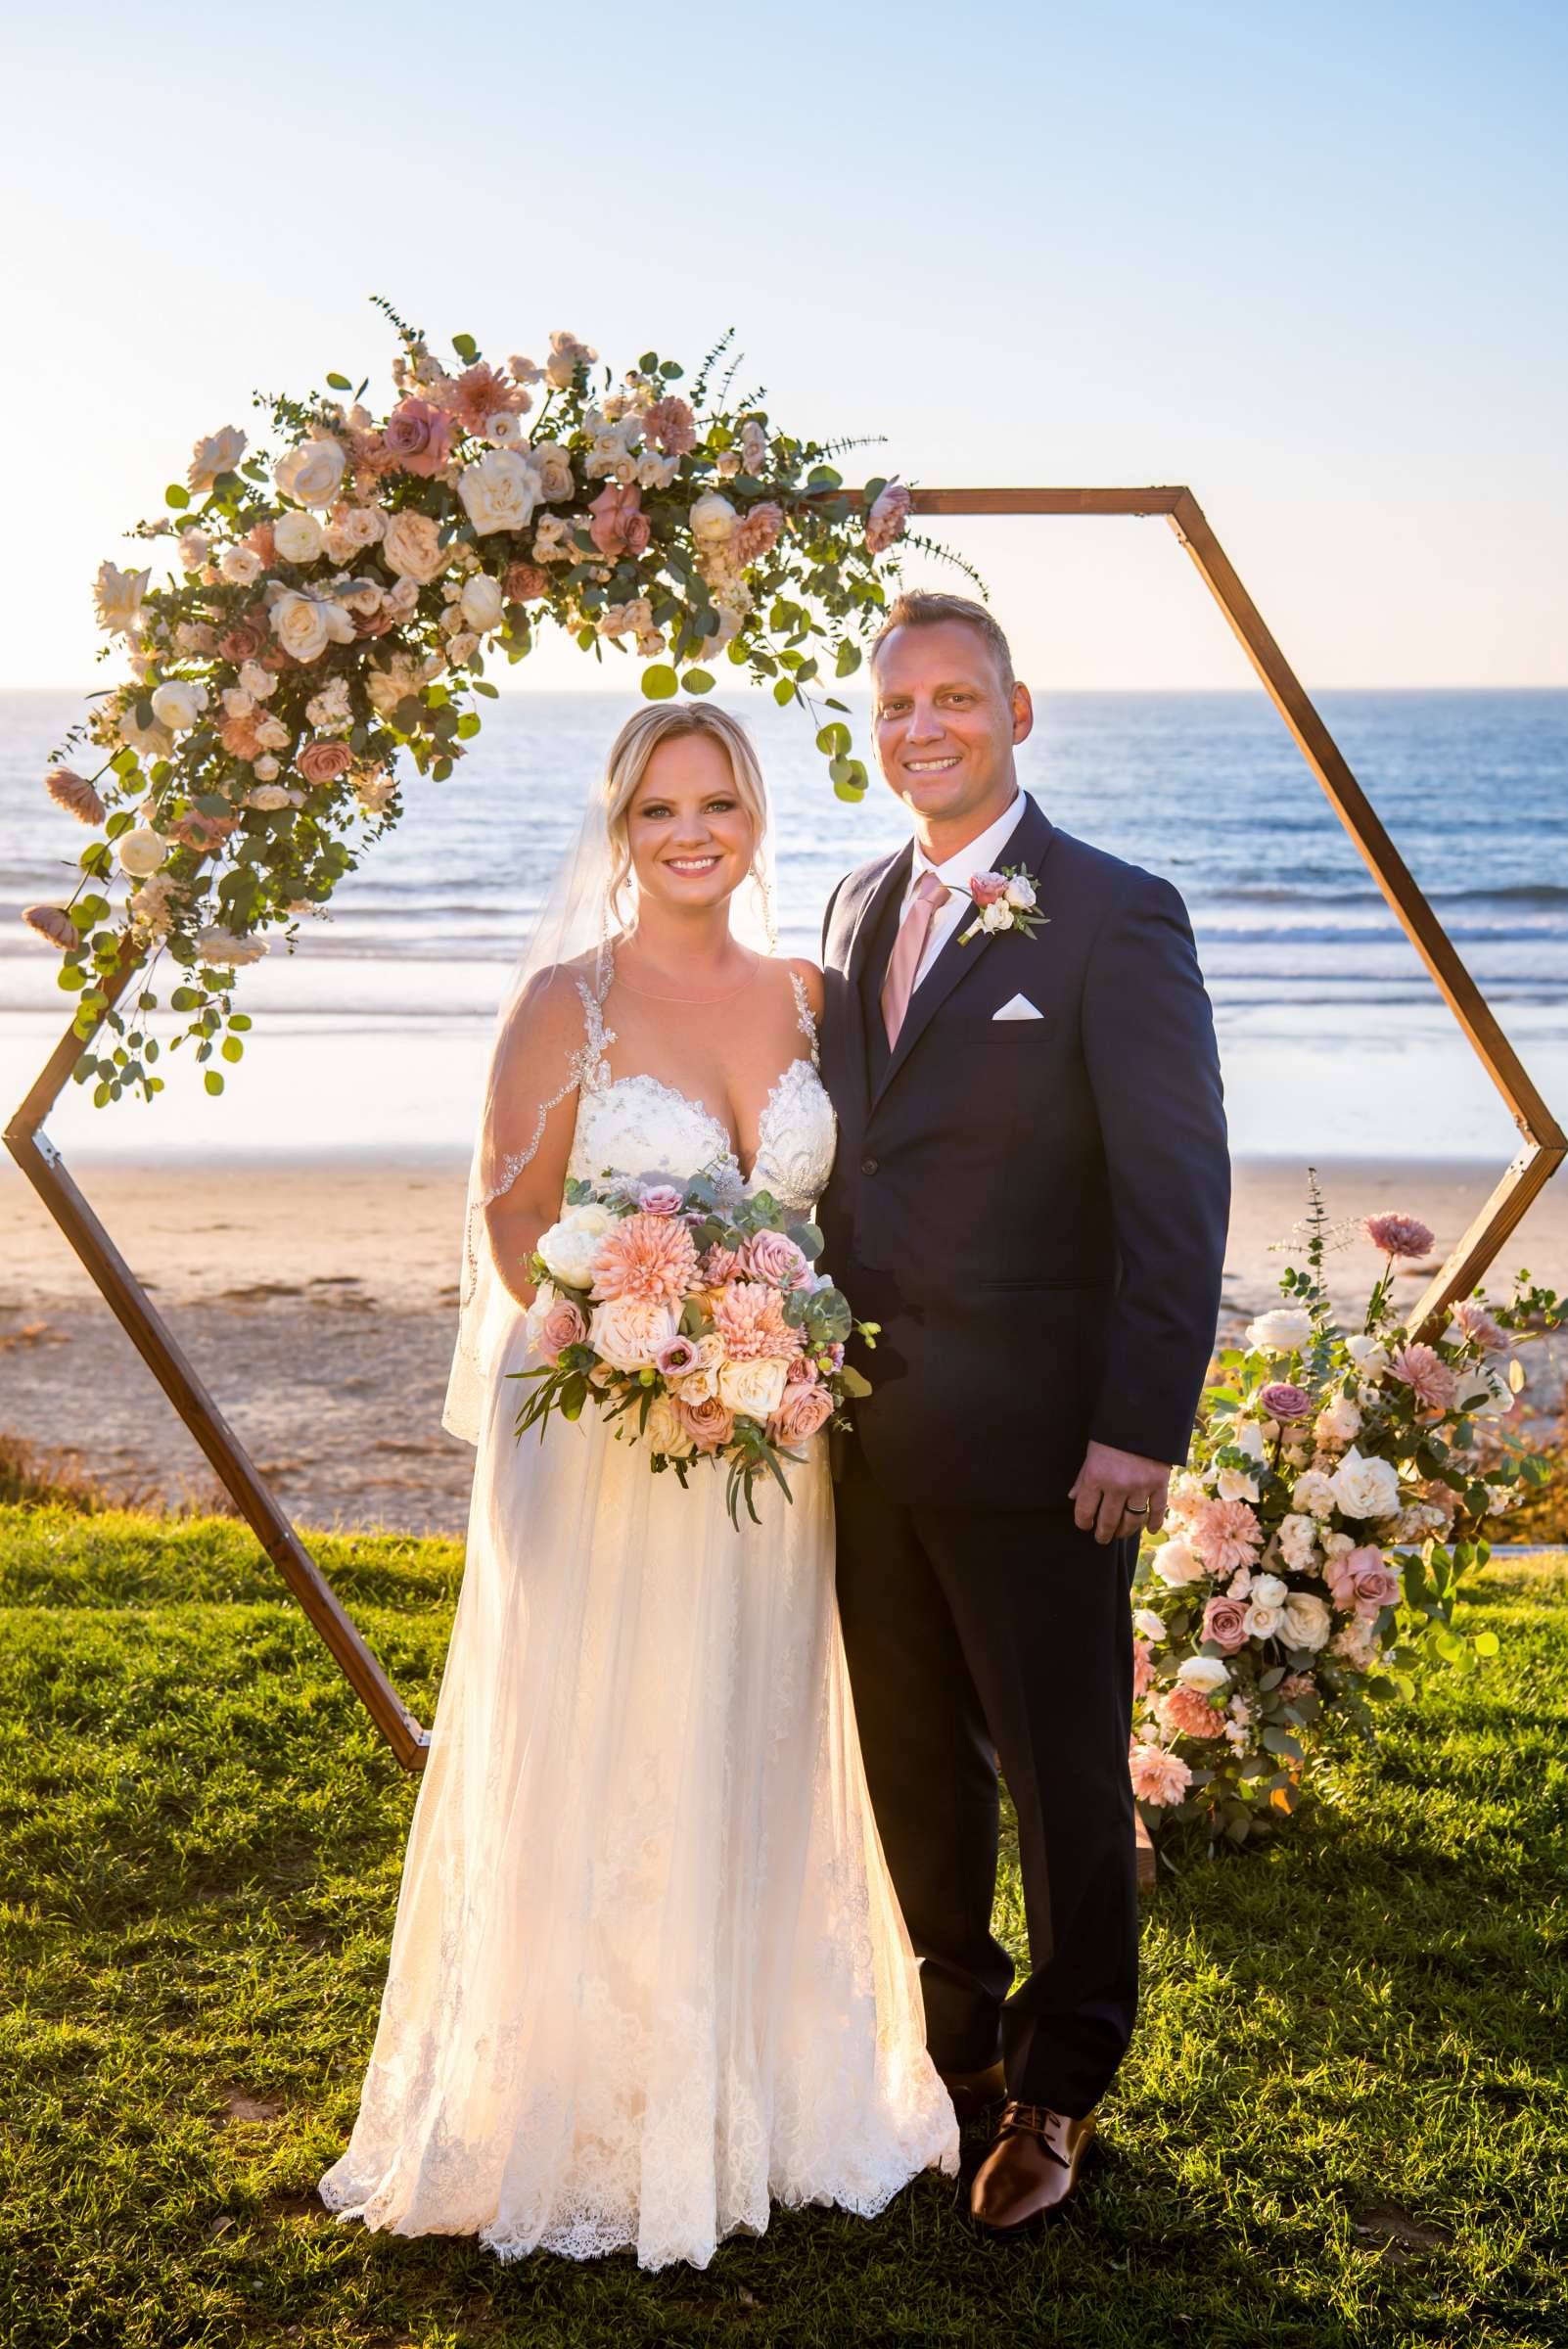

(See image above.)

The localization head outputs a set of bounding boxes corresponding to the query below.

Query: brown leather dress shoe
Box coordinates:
[970,2100,1097,2231]
[938,2060,1007,2126]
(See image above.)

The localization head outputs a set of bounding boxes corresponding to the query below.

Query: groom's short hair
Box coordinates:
[869,590,1016,698]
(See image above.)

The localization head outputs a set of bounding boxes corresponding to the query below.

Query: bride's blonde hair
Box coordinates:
[603,704,770,921]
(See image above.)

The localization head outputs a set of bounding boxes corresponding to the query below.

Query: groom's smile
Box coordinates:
[870,613,1034,858]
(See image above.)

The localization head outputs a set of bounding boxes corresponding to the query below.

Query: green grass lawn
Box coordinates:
[0,1504,1563,2349]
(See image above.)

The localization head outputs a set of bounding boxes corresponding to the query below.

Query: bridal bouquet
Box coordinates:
[1130,1178,1560,1845]
[510,1173,874,1524]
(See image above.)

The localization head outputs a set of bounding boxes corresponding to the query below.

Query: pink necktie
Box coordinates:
[880,870,950,1047]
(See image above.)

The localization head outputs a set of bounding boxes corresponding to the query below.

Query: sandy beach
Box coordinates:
[3,1150,1563,1537]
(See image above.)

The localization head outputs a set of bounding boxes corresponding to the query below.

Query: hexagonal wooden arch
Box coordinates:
[9,485,1564,1779]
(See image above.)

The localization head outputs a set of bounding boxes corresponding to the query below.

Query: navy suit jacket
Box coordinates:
[818,791,1230,1510]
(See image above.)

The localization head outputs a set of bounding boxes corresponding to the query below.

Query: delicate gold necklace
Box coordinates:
[612,947,763,1006]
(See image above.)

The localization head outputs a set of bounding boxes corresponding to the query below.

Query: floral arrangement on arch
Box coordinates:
[26,300,949,1109]
[1129,1178,1560,1846]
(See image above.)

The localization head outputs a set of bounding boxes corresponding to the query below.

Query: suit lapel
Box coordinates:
[871,795,1054,1109]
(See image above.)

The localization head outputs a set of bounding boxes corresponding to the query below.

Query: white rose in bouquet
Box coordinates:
[274,510,327,565]
[1281,1589,1332,1652]
[1328,1448,1402,1521]
[458,448,541,535]
[460,572,506,632]
[1245,1307,1314,1355]
[588,1296,678,1373]
[717,1355,791,1422]
[150,680,206,732]
[1176,1655,1230,1692]
[115,826,168,878]
[536,1203,617,1292]
[645,1393,697,1459]
[275,438,347,507]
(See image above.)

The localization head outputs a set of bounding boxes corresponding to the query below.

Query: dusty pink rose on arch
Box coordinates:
[588,482,649,558]
[1364,1211,1435,1261]
[297,740,354,788]
[506,562,550,603]
[1259,1381,1311,1422]
[1201,1593,1251,1652]
[731,501,785,564]
[382,398,455,479]
[642,395,698,454]
[865,481,912,554]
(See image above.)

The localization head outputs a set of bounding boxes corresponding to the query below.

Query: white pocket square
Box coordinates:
[992,992,1043,1022]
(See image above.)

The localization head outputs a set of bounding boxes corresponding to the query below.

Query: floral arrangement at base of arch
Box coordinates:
[26,300,967,1110]
[1130,1176,1560,1847]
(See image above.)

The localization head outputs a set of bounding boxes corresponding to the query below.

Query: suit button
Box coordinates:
[860,1155,879,1175]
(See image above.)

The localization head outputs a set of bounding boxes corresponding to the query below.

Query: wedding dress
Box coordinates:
[317,968,958,2271]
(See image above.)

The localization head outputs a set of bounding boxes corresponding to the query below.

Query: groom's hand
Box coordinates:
[1069,1441,1171,1545]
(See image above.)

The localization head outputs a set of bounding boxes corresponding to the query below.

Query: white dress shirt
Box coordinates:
[899,789,1028,990]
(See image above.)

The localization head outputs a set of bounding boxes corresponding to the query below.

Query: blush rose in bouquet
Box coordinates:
[1129,1174,1560,1846]
[510,1170,875,1525]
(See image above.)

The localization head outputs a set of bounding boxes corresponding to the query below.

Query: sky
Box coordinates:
[4,0,1565,694]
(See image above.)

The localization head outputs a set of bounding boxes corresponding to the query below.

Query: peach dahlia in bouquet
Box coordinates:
[512,1170,875,1525]
[1130,1176,1560,1845]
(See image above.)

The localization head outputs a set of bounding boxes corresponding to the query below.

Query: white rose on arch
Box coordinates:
[1328,1448,1402,1521]
[187,424,247,493]
[381,510,450,584]
[1280,1590,1332,1652]
[196,925,269,967]
[150,680,207,732]
[94,561,151,637]
[458,447,542,536]
[115,826,168,879]
[460,573,506,633]
[1246,1307,1314,1355]
[270,589,353,665]
[1176,1655,1231,1692]
[220,544,264,587]
[274,510,327,565]
[689,490,738,547]
[274,438,347,507]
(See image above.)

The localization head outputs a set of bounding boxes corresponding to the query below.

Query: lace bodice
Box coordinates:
[566,968,836,1218]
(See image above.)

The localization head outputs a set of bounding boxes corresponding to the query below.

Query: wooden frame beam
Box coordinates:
[11,484,1561,1834]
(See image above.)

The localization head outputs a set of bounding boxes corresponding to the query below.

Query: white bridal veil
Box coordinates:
[440,727,780,1445]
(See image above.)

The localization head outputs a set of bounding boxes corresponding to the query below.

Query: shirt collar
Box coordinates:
[911,789,1026,894]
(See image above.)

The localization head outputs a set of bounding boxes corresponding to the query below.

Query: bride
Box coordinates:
[317,704,957,2270]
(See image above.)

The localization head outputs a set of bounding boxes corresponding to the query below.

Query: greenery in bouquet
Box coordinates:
[510,1171,876,1526]
[27,300,960,1111]
[1130,1175,1560,1847]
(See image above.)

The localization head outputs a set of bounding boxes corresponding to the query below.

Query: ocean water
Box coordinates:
[1,686,1564,1163]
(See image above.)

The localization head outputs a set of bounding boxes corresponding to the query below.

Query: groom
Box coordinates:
[818,591,1228,2231]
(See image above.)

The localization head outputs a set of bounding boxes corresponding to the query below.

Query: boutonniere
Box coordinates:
[958,865,1048,944]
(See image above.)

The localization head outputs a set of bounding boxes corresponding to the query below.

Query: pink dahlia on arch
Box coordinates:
[443,362,526,436]
[45,767,105,826]
[711,1279,805,1359]
[1129,1741,1192,1807]
[590,1211,700,1305]
[1184,1495,1265,1576]
[1157,1684,1226,1740]
[1387,1341,1459,1413]
[1364,1211,1435,1261]
[1451,1298,1507,1353]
